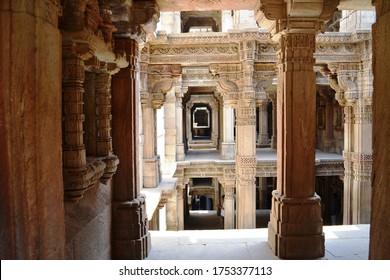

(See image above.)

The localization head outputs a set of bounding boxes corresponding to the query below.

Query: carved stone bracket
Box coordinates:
[210,63,241,107]
[111,0,160,43]
[141,64,182,109]
[320,65,346,106]
[63,158,106,201]
[253,63,276,104]
[329,62,361,106]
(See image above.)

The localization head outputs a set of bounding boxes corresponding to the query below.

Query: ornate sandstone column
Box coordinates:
[111,38,150,259]
[320,90,335,152]
[141,99,160,188]
[221,100,236,160]
[235,51,257,229]
[256,0,339,259]
[328,62,372,225]
[0,0,65,259]
[176,85,185,161]
[222,167,236,229]
[270,32,324,258]
[257,102,269,146]
[268,92,277,149]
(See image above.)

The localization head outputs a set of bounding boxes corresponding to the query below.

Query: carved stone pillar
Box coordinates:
[320,91,335,152]
[0,0,65,259]
[370,0,390,259]
[235,98,257,229]
[258,177,268,209]
[223,167,236,229]
[257,101,269,146]
[111,38,150,259]
[342,106,354,224]
[224,182,236,229]
[166,190,178,231]
[351,104,372,224]
[268,92,277,149]
[221,100,236,160]
[176,86,185,161]
[176,182,185,230]
[84,70,120,184]
[213,178,220,211]
[62,45,88,169]
[164,88,177,176]
[330,62,372,225]
[142,104,160,188]
[62,43,106,201]
[268,32,324,259]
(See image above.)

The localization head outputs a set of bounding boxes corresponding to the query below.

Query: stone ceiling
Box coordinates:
[156,0,257,12]
[155,0,374,12]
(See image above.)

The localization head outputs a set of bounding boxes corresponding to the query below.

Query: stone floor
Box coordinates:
[147,210,370,260]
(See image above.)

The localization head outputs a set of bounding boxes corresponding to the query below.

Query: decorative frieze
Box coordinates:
[146,29,371,66]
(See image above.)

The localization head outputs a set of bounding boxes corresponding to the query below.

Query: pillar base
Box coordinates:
[112,197,151,259]
[143,156,160,188]
[268,191,324,259]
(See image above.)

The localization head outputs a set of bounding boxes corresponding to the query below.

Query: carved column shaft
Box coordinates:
[258,177,268,209]
[95,73,113,156]
[224,182,235,229]
[257,102,269,146]
[269,32,324,259]
[166,191,178,230]
[111,38,150,259]
[351,104,372,224]
[163,89,177,176]
[221,100,235,160]
[343,106,354,225]
[62,46,88,168]
[176,184,185,230]
[142,104,159,187]
[235,98,257,229]
[112,38,140,200]
[321,93,335,152]
[176,87,185,161]
[269,92,277,149]
[0,0,65,259]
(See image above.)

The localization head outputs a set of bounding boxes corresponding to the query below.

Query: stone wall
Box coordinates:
[65,182,112,259]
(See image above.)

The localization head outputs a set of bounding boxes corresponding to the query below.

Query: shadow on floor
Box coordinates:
[184,209,271,230]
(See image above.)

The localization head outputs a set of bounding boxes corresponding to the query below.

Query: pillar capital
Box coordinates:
[112,0,160,43]
[255,0,340,38]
